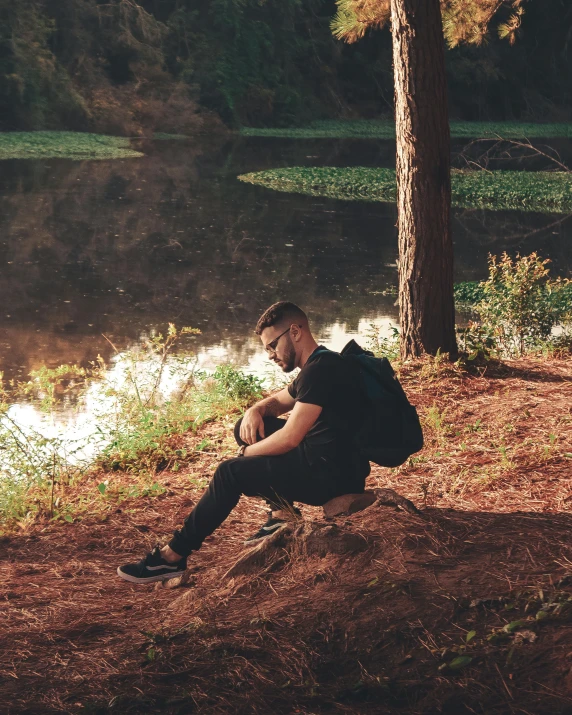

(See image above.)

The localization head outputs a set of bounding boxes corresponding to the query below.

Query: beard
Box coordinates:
[278,335,297,373]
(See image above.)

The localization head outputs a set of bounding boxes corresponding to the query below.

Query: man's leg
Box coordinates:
[118,446,340,582]
[167,447,335,558]
[233,416,298,519]
[117,431,359,583]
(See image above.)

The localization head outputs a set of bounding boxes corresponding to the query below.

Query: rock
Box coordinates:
[322,491,376,518]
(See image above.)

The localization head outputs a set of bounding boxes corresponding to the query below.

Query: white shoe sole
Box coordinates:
[116,567,184,584]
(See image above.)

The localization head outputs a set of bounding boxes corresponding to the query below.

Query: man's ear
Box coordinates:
[290,323,302,342]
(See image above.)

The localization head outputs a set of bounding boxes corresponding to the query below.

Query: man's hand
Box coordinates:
[241,401,322,457]
[240,406,265,445]
[239,388,295,445]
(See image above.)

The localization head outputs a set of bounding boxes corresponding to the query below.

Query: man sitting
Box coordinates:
[117,301,370,584]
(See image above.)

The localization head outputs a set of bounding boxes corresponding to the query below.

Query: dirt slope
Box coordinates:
[1,357,571,714]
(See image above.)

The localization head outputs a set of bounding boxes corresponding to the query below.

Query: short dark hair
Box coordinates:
[255,301,308,335]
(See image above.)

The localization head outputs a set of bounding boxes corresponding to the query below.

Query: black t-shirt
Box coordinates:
[287,346,368,470]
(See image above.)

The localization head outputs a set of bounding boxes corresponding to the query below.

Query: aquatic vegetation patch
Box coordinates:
[153,132,191,141]
[238,166,572,213]
[0,131,143,160]
[240,119,572,140]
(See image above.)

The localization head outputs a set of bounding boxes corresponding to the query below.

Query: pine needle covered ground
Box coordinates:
[240,120,572,140]
[1,357,572,714]
[238,166,572,214]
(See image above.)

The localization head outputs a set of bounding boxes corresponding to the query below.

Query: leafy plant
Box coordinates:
[20,364,89,411]
[456,321,498,361]
[211,365,263,402]
[475,253,571,357]
[454,282,486,307]
[367,324,400,360]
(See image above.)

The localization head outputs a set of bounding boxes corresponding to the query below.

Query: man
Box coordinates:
[117,301,370,584]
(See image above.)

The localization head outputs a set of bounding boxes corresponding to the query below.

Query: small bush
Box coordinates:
[212,365,263,401]
[458,253,572,359]
[367,324,400,360]
[454,282,485,307]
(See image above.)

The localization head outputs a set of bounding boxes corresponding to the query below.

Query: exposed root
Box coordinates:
[224,525,291,578]
[224,521,370,579]
[374,487,423,516]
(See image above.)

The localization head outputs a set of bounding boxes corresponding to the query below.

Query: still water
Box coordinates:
[1,135,571,453]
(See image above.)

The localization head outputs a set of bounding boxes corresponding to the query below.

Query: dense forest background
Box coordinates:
[1,0,571,135]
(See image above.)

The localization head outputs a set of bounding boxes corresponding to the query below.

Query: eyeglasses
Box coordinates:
[264,326,291,355]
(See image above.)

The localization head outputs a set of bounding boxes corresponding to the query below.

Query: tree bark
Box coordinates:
[390,0,457,359]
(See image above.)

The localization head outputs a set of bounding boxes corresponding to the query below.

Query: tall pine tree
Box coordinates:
[332,0,525,359]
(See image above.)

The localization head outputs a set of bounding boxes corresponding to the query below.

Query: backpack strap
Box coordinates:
[305,346,336,365]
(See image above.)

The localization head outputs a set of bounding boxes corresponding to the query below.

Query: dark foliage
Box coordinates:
[0,0,571,132]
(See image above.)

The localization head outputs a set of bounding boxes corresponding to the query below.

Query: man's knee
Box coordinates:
[212,457,242,489]
[212,455,269,500]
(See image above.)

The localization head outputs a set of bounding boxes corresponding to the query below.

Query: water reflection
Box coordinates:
[2,137,572,382]
[3,315,398,469]
[0,140,405,383]
[1,135,571,456]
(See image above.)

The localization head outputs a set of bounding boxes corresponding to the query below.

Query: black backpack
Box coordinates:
[314,340,423,468]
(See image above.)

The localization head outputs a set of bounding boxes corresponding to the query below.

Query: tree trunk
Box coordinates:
[390,0,457,359]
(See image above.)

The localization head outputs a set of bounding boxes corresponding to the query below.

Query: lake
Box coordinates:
[1,134,571,449]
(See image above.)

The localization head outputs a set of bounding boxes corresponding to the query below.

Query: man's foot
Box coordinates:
[117,546,187,584]
[245,508,301,544]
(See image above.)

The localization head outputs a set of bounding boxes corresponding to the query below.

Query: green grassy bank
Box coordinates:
[240,119,572,140]
[238,166,572,213]
[0,131,143,160]
[0,326,264,526]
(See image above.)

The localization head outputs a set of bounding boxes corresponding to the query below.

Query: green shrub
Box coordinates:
[461,253,572,358]
[212,365,263,401]
[367,324,400,360]
[454,282,486,307]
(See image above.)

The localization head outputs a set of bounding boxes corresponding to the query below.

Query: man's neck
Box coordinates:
[298,340,320,369]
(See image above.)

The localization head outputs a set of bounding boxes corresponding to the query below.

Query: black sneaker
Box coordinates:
[244,509,300,544]
[117,546,187,584]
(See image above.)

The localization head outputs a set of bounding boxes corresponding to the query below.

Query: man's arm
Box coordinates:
[240,387,295,445]
[244,401,322,457]
[255,388,295,418]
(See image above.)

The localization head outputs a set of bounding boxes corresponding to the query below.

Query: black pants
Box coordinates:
[169,417,369,557]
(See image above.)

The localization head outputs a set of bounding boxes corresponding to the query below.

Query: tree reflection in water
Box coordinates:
[0,136,571,383]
